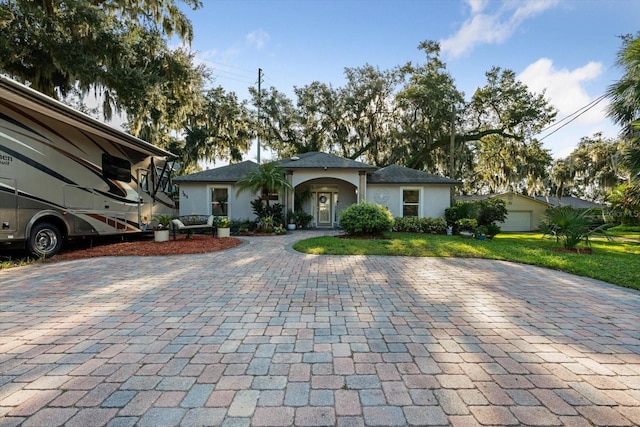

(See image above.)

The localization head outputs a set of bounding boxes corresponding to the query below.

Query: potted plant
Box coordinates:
[474,225,487,240]
[216,217,232,238]
[287,210,297,231]
[153,214,174,242]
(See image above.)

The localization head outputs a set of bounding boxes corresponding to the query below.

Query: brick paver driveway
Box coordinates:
[1,230,639,426]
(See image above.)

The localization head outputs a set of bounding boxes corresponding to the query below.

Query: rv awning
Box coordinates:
[0,75,175,158]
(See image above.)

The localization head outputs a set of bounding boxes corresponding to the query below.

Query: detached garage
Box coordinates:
[501,211,532,232]
[456,192,551,232]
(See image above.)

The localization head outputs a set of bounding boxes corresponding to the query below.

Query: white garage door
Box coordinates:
[501,211,532,232]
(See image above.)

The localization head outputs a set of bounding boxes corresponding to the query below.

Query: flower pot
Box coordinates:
[154,229,169,242]
[218,227,230,238]
[287,223,296,231]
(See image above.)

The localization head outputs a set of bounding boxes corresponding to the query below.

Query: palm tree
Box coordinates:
[236,162,293,206]
[606,33,640,138]
[607,34,640,210]
[621,141,640,181]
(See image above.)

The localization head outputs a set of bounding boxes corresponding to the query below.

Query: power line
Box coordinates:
[537,94,607,142]
[206,60,255,76]
[539,94,607,133]
[210,73,254,86]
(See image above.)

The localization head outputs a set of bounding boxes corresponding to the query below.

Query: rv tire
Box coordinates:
[28,222,63,258]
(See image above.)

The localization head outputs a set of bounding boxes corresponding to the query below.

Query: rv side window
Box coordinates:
[103,154,132,182]
[140,173,149,192]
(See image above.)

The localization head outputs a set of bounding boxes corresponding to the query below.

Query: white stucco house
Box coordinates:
[174,152,460,227]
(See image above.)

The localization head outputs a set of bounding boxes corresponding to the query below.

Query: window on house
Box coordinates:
[211,188,229,216]
[402,189,420,217]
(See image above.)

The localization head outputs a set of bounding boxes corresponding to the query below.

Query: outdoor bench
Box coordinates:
[170,215,215,240]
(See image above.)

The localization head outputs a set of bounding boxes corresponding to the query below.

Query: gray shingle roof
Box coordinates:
[279,152,377,170]
[535,196,604,209]
[368,164,461,185]
[455,192,550,206]
[173,160,258,183]
[174,154,458,186]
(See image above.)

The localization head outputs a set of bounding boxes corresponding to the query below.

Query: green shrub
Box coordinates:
[455,218,477,231]
[445,202,479,226]
[339,203,394,235]
[485,223,502,238]
[478,199,508,226]
[446,199,508,228]
[250,199,285,225]
[393,216,422,232]
[393,217,448,234]
[421,217,448,234]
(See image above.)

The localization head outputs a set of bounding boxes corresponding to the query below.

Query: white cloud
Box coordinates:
[467,0,488,14]
[441,0,559,59]
[518,58,604,123]
[246,29,270,50]
[518,58,621,157]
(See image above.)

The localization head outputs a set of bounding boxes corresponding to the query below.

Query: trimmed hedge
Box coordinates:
[393,216,448,234]
[339,202,394,235]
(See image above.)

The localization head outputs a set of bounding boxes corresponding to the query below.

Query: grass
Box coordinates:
[605,224,640,240]
[0,256,41,270]
[293,232,640,291]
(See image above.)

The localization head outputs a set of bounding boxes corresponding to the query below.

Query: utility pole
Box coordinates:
[257,68,263,164]
[449,105,457,206]
[449,104,455,178]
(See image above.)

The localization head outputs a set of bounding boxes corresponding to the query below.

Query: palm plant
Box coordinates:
[235,162,294,207]
[608,184,640,225]
[540,206,609,249]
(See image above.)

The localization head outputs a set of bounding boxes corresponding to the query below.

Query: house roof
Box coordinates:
[173,160,258,183]
[535,196,604,209]
[174,153,458,186]
[455,192,551,206]
[368,164,461,185]
[279,152,377,170]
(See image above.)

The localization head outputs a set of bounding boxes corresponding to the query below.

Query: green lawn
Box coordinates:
[605,224,640,240]
[293,232,640,291]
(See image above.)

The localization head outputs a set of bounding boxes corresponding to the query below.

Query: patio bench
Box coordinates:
[171,215,216,240]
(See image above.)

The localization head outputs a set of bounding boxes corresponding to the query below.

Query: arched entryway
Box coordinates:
[292,178,357,228]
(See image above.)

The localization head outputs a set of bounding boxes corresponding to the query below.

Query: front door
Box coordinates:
[317,192,332,227]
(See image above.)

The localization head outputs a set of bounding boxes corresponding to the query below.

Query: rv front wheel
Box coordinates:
[28,222,62,258]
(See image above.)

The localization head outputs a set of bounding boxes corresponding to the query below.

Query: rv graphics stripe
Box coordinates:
[0,143,138,205]
[0,100,87,154]
[0,142,77,186]
[0,116,127,198]
[0,111,47,141]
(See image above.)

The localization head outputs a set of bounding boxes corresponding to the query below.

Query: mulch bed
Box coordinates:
[47,234,243,262]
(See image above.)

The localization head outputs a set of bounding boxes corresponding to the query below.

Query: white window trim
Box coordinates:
[209,185,231,217]
[400,187,422,217]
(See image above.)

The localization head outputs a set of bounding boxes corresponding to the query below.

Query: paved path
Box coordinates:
[1,230,639,426]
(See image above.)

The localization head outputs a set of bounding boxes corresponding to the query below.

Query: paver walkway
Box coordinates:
[1,230,639,427]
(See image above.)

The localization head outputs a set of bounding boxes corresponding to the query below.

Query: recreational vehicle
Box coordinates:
[0,75,177,257]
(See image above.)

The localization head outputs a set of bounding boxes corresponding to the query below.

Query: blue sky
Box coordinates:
[181,0,639,160]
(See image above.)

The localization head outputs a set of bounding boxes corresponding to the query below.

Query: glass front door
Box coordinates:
[317,192,332,227]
